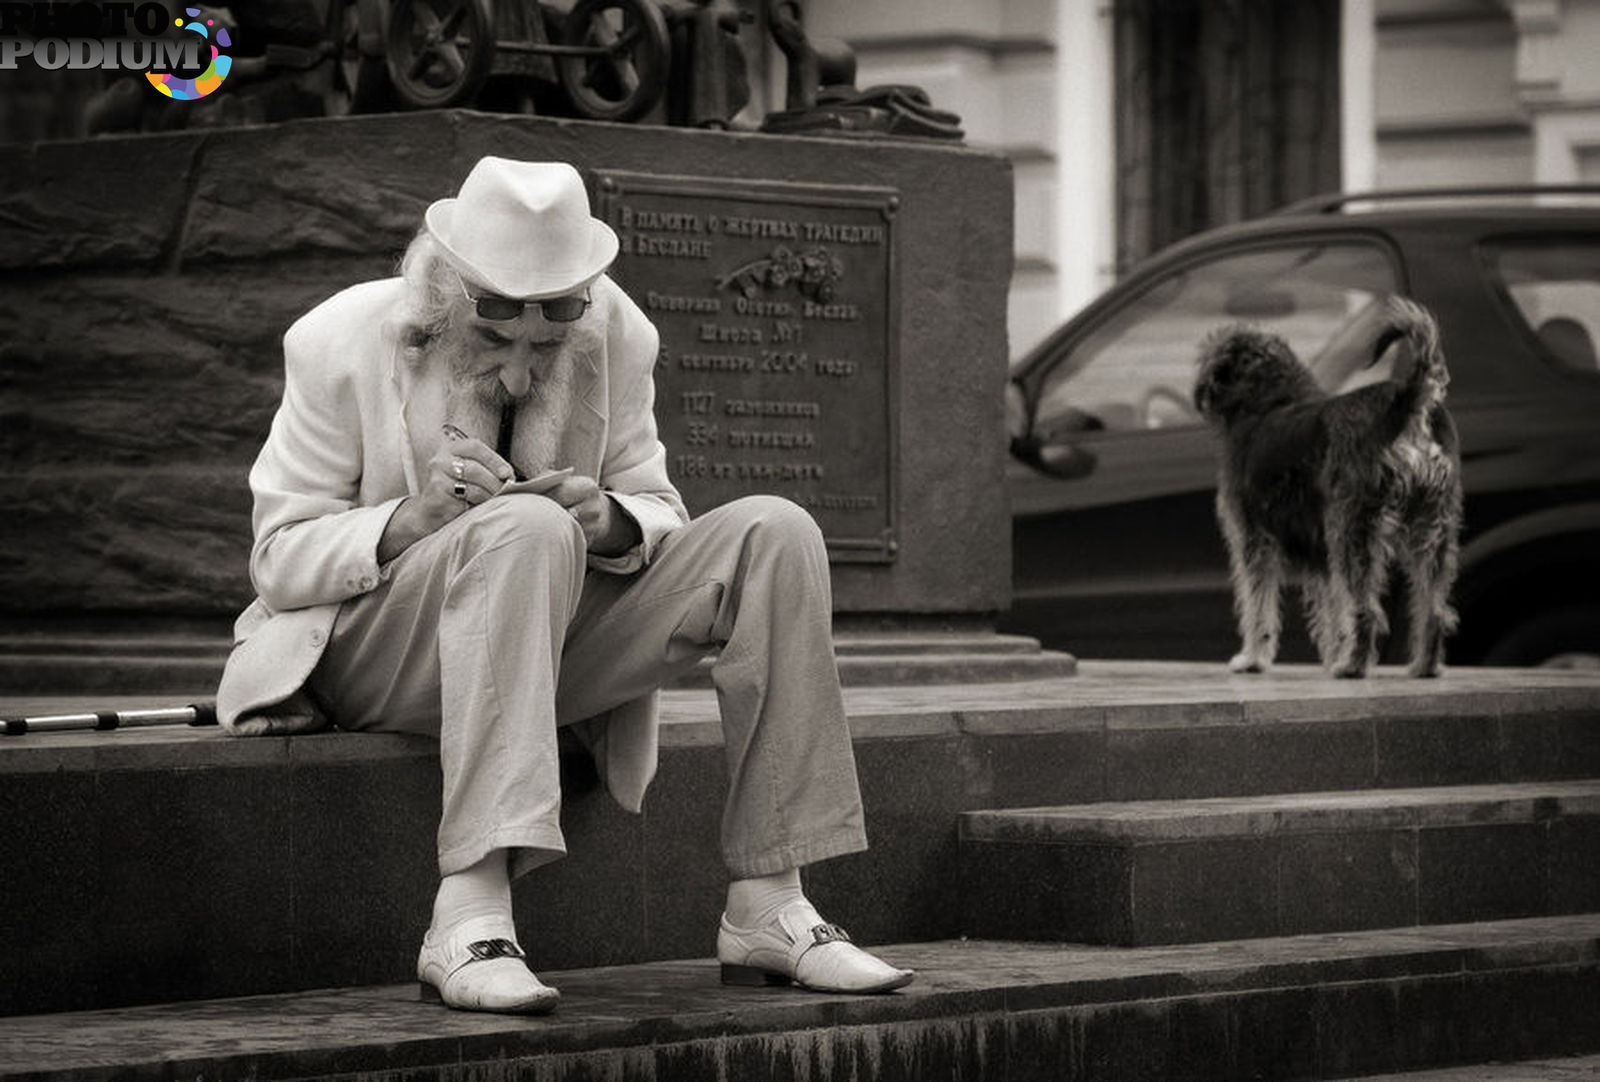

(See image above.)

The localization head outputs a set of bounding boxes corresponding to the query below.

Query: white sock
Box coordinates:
[724,867,808,929]
[431,850,513,935]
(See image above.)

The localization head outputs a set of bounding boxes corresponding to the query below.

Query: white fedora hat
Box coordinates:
[424,157,619,300]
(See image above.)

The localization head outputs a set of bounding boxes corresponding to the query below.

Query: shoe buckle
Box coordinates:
[810,923,852,946]
[466,938,525,961]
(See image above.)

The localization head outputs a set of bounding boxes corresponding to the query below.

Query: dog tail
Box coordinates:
[1370,295,1448,437]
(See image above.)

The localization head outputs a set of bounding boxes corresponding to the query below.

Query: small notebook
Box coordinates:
[499,467,574,496]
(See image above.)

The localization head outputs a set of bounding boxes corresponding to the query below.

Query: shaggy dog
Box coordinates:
[1192,296,1463,678]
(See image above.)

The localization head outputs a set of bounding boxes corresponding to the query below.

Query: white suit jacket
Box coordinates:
[216,275,689,813]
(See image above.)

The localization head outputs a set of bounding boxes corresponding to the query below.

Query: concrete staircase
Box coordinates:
[960,781,1600,945]
[2,661,1597,1080]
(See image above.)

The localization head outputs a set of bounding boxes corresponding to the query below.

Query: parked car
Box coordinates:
[1003,188,1600,668]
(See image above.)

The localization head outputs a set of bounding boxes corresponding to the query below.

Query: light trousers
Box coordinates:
[306,493,867,881]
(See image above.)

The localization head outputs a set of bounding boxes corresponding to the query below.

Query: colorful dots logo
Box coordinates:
[146,8,232,100]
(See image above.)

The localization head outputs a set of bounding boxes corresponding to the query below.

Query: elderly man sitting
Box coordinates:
[216,155,912,1013]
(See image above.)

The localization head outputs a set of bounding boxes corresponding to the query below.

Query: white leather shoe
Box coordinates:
[716,901,914,994]
[416,915,560,1014]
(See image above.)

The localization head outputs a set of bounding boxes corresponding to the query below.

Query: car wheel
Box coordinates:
[1479,605,1600,669]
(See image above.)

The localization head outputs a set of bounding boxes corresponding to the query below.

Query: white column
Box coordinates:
[1342,0,1378,193]
[1054,0,1116,320]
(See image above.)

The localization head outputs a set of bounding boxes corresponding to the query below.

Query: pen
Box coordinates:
[442,423,523,481]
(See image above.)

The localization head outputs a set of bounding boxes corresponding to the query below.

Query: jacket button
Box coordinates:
[310,629,326,646]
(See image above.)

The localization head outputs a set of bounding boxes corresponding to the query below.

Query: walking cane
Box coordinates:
[1,701,218,735]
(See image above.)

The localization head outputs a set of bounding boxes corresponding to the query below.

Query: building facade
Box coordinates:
[808,0,1600,361]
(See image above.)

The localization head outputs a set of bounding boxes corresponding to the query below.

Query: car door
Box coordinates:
[1005,234,1405,660]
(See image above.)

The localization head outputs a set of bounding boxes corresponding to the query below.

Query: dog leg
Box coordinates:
[1302,574,1342,669]
[1328,503,1395,678]
[1227,525,1284,673]
[1406,522,1460,678]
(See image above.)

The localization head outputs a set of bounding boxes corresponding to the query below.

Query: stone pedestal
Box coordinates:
[0,111,1071,683]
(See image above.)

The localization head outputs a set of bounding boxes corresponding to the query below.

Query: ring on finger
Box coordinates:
[452,481,468,500]
[452,458,465,481]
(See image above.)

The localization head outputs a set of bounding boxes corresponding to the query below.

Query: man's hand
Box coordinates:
[544,474,641,556]
[379,433,513,563]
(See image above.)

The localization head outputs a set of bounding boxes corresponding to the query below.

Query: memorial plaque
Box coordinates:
[596,171,900,563]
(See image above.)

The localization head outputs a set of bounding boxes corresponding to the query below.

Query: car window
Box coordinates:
[1033,241,1400,436]
[1483,239,1600,376]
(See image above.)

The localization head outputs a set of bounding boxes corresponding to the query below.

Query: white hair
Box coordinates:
[394,229,460,359]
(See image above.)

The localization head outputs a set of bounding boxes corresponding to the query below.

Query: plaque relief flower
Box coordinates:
[718,244,843,302]
[799,248,845,302]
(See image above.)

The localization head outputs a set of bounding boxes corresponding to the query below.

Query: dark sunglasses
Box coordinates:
[457,271,591,323]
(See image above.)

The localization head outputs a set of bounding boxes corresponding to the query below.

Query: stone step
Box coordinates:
[3,662,1596,1016]
[1345,1054,1600,1081]
[1,916,1597,1082]
[0,628,1077,694]
[960,781,1600,947]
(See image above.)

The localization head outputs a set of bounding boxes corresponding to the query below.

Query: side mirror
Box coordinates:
[1029,439,1097,480]
[1004,380,1029,443]
[1008,382,1099,480]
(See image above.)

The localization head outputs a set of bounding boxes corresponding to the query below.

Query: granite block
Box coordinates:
[1278,829,1419,935]
[1456,966,1600,1062]
[1418,823,1549,923]
[518,782,648,971]
[85,765,294,1004]
[3,111,1016,623]
[1550,816,1600,914]
[1499,709,1600,781]
[1106,720,1371,801]
[1165,995,1236,1082]
[806,735,970,945]
[0,269,348,468]
[96,763,293,925]
[1391,974,1474,1071]
[1375,713,1501,787]
[649,1017,997,1082]
[1231,986,1322,1080]
[1131,838,1279,944]
[288,760,438,988]
[0,770,97,945]
[2,917,1599,1079]
[640,744,728,962]
[1314,979,1402,1077]
[959,839,1132,945]
[1078,1000,1170,1082]
[181,114,458,264]
[1,466,255,614]
[967,729,1105,808]
[847,1017,994,1082]
[0,934,104,1016]
[95,916,297,1007]
[1004,1011,1082,1082]
[0,134,200,270]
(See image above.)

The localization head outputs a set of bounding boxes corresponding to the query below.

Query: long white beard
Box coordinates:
[420,331,585,479]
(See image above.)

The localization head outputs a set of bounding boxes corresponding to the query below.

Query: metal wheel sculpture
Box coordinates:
[384,0,495,109]
[558,0,670,122]
[325,0,390,114]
